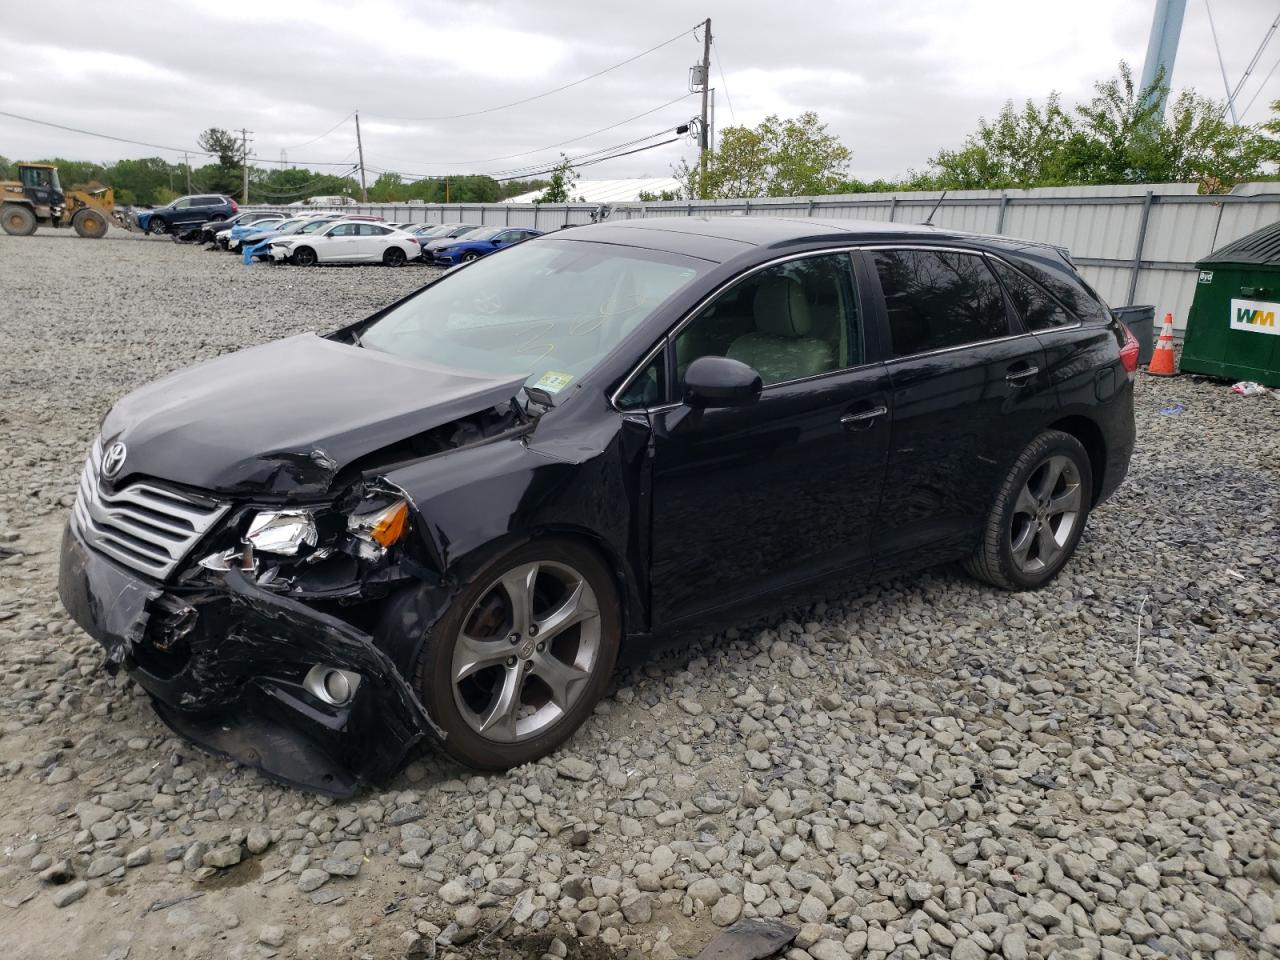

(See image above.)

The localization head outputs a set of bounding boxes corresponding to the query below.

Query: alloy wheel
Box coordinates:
[451,560,601,743]
[1008,454,1083,575]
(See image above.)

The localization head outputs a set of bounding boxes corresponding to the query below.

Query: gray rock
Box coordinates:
[297,868,329,892]
[51,881,88,908]
[555,757,594,781]
[711,894,742,926]
[259,926,286,947]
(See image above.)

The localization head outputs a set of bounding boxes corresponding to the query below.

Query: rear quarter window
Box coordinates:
[1007,251,1110,324]
[989,259,1074,330]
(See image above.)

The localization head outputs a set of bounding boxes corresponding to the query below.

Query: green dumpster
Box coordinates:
[1180,221,1280,387]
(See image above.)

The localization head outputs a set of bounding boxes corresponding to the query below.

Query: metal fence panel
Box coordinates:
[247,183,1280,332]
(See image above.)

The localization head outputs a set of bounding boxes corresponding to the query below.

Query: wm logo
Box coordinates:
[1236,306,1276,327]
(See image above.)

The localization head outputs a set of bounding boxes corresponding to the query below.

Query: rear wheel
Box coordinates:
[964,430,1093,591]
[147,217,167,235]
[1,204,37,236]
[411,539,620,770]
[292,246,318,266]
[383,246,407,267]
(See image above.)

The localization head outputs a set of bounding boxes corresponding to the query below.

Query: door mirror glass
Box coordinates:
[682,356,762,408]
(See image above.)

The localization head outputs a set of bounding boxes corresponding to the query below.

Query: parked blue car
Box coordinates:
[429,227,543,266]
[241,217,339,263]
[137,194,237,235]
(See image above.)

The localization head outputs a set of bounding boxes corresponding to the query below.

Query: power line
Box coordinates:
[379,92,696,169]
[365,23,699,122]
[370,122,687,183]
[712,38,737,124]
[279,112,355,150]
[492,135,682,182]
[1239,52,1280,120]
[0,109,215,158]
[0,109,359,166]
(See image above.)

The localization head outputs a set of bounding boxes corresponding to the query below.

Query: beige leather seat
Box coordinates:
[726,274,836,384]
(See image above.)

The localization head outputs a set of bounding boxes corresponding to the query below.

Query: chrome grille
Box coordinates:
[71,439,230,580]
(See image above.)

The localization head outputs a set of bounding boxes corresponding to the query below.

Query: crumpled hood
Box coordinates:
[101,333,526,496]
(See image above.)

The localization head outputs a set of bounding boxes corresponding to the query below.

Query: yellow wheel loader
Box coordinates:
[1,162,127,239]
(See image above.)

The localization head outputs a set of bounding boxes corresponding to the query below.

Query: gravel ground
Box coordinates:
[1,229,1278,960]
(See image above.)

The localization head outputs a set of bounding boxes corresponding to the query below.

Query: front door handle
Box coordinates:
[841,404,888,427]
[1006,364,1040,384]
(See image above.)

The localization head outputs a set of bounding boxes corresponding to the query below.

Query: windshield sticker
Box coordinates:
[534,371,574,394]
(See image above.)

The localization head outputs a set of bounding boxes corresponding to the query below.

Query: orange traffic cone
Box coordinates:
[1148,313,1177,376]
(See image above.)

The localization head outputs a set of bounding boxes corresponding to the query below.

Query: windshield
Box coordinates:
[414,225,450,237]
[451,227,501,243]
[360,238,708,394]
[274,219,309,234]
[447,225,480,238]
[299,220,333,234]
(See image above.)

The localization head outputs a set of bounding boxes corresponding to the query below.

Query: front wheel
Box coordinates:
[292,246,317,266]
[964,430,1092,591]
[460,251,480,263]
[382,246,407,267]
[147,218,167,235]
[411,539,620,770]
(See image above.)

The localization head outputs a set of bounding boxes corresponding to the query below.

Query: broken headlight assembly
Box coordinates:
[196,494,411,583]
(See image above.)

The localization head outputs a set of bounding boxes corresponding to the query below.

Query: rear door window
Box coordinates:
[871,249,1011,357]
[989,259,1074,330]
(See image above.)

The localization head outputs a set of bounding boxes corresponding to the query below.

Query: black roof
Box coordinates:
[1200,220,1280,268]
[562,216,1059,264]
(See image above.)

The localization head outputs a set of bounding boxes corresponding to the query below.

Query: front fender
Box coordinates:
[378,426,649,644]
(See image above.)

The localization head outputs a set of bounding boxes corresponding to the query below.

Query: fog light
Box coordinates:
[303,665,361,706]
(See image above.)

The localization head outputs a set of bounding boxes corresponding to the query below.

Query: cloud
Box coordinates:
[2,0,1275,182]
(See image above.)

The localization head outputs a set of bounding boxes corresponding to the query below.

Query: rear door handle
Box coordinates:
[841,404,888,427]
[1006,364,1040,384]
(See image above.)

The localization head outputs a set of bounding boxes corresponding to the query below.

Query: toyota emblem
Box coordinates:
[101,441,127,480]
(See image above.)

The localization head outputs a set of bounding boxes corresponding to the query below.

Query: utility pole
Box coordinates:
[237,128,253,204]
[354,110,368,203]
[698,18,712,181]
[180,152,192,193]
[1138,0,1186,119]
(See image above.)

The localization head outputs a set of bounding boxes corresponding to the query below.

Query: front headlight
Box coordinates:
[245,510,318,555]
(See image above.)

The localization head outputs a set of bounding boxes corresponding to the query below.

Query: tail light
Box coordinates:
[1119,323,1140,379]
[230,199,239,213]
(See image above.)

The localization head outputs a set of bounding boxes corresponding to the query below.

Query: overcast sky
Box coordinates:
[2,0,1277,185]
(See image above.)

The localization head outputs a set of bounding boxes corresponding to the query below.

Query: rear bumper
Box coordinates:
[1096,384,1136,506]
[58,522,439,796]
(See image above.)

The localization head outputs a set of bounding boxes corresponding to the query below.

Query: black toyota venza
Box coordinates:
[59,217,1137,795]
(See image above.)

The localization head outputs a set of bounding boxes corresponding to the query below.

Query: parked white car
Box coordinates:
[267,221,421,266]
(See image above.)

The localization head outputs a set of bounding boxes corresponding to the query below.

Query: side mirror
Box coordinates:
[491,239,502,246]
[682,356,762,409]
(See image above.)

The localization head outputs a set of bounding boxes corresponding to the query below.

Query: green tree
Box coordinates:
[638,188,681,201]
[369,171,404,201]
[109,157,180,205]
[926,62,1266,191]
[679,112,852,199]
[196,128,243,195]
[535,155,578,203]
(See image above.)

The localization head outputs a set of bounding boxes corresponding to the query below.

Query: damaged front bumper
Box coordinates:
[58,521,441,797]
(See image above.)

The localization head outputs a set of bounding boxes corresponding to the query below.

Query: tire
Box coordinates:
[147,217,167,235]
[1,204,37,236]
[964,429,1093,591]
[460,251,480,263]
[411,539,621,770]
[383,246,407,267]
[293,246,318,266]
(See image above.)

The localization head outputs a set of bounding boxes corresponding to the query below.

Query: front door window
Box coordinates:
[674,253,861,386]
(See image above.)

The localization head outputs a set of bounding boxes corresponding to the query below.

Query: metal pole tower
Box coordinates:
[354,110,368,203]
[237,128,253,203]
[1139,0,1187,118]
[699,18,712,182]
